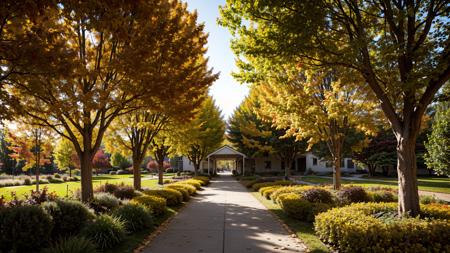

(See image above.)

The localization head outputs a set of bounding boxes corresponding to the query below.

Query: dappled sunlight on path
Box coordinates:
[141,175,306,253]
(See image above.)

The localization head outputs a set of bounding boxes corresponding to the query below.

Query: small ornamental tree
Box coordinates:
[92,149,111,174]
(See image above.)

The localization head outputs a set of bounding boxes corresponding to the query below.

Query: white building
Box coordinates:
[178,145,361,175]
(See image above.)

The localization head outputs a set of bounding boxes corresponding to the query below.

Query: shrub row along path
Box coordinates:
[296,176,450,202]
[142,175,307,253]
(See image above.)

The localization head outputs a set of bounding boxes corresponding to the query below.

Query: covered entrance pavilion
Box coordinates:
[207,145,248,175]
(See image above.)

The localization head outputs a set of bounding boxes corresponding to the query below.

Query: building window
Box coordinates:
[347,159,354,169]
[313,158,318,166]
[264,161,271,169]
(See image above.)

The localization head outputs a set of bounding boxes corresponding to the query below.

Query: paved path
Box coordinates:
[142,175,307,253]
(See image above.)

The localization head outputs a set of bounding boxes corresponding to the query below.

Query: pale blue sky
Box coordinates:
[184,0,249,119]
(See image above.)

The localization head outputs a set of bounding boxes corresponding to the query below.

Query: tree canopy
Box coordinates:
[220,0,450,216]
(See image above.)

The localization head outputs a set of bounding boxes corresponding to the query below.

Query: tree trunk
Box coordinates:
[396,136,420,216]
[158,160,164,185]
[80,152,93,202]
[333,154,341,190]
[194,163,199,176]
[284,160,291,180]
[132,160,141,190]
[368,164,376,177]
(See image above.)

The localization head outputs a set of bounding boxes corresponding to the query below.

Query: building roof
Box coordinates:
[207,145,247,158]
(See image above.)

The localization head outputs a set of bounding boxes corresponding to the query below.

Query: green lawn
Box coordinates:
[0,174,160,200]
[300,176,450,194]
[251,192,329,253]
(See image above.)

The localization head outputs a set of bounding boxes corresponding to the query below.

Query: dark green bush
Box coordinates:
[337,186,369,205]
[143,188,183,206]
[82,214,125,250]
[40,236,97,253]
[112,184,136,199]
[24,178,32,185]
[314,202,450,253]
[113,203,153,232]
[42,199,95,236]
[91,193,120,213]
[0,205,53,252]
[131,195,167,216]
[53,173,61,179]
[300,187,334,204]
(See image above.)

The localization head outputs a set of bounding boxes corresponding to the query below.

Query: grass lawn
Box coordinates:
[0,174,162,200]
[251,192,329,253]
[300,176,450,194]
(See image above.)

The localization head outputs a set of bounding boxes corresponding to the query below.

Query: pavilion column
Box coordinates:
[242,156,245,176]
[208,157,210,175]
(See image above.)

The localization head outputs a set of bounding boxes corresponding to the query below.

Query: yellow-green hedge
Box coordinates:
[270,185,314,203]
[192,176,210,185]
[143,189,183,206]
[259,185,284,199]
[314,203,450,253]
[130,195,166,216]
[170,183,197,195]
[165,185,190,201]
[182,179,203,189]
[251,180,294,191]
[277,193,331,222]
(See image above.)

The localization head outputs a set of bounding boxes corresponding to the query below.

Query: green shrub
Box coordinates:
[143,188,183,206]
[0,205,53,252]
[368,190,396,203]
[24,178,32,185]
[40,236,97,253]
[259,185,283,199]
[112,184,136,200]
[91,193,120,213]
[277,193,331,222]
[113,203,153,232]
[420,195,447,204]
[300,187,334,204]
[337,186,369,205]
[314,203,450,253]
[82,214,125,250]
[53,173,61,179]
[131,195,167,216]
[42,199,95,236]
[48,177,65,183]
[251,180,294,191]
[165,185,190,201]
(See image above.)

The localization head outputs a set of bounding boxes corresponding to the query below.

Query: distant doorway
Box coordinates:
[297,157,306,173]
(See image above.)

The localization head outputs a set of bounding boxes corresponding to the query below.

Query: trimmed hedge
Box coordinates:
[182,179,203,189]
[131,195,167,216]
[171,182,197,195]
[300,187,334,204]
[314,203,450,253]
[251,180,294,191]
[259,185,284,199]
[277,193,332,222]
[143,188,183,206]
[270,185,314,203]
[192,176,210,185]
[165,185,190,201]
[336,186,370,205]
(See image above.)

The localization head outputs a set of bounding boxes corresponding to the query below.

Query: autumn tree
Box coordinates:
[92,148,111,175]
[54,137,77,176]
[425,86,450,176]
[4,0,215,201]
[228,88,307,178]
[220,0,450,215]
[257,67,377,189]
[173,97,225,175]
[7,125,53,190]
[111,153,130,170]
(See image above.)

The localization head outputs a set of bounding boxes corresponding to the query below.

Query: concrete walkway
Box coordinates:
[142,175,307,253]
